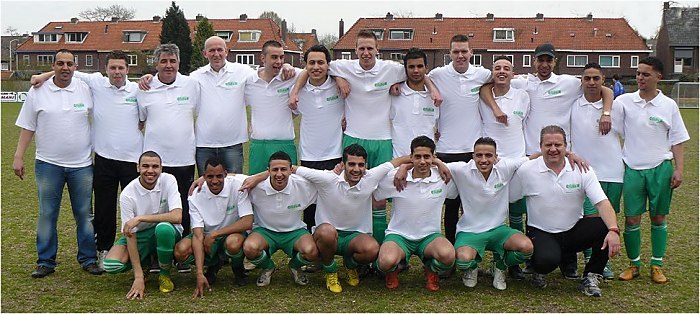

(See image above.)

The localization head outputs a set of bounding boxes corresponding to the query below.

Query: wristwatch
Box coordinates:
[602,111,611,116]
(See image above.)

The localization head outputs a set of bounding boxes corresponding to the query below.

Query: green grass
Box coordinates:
[1,102,698,312]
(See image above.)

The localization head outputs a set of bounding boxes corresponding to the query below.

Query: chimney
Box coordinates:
[486,13,494,21]
[311,29,316,35]
[435,13,443,20]
[239,14,247,22]
[152,15,161,22]
[663,2,670,10]
[111,17,119,22]
[104,25,109,33]
[385,12,394,21]
[593,28,598,37]
[586,13,593,21]
[339,19,344,38]
[196,14,204,21]
[281,19,288,43]
[70,17,79,24]
[535,13,544,21]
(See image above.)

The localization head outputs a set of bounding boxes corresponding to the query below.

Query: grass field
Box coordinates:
[1,102,697,312]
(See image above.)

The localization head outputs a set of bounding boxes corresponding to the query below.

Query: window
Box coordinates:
[1,63,8,70]
[376,53,382,60]
[493,28,515,42]
[493,55,514,63]
[37,55,54,66]
[216,31,232,41]
[127,55,137,66]
[673,49,693,73]
[567,55,588,67]
[470,54,482,66]
[390,53,404,62]
[66,32,87,43]
[85,55,93,67]
[341,52,351,60]
[389,29,413,40]
[630,55,639,68]
[74,55,79,66]
[370,29,384,40]
[238,30,261,42]
[37,33,58,43]
[236,54,255,65]
[523,55,532,67]
[599,55,620,68]
[23,55,29,66]
[146,56,155,66]
[123,32,145,43]
[443,54,451,65]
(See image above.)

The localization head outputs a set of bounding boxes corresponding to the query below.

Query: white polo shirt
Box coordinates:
[296,76,345,161]
[428,62,492,153]
[138,73,200,167]
[510,157,608,233]
[480,87,529,158]
[188,174,253,234]
[390,82,439,157]
[119,173,184,234]
[249,174,317,232]
[190,61,256,147]
[375,167,458,240]
[329,59,406,140]
[511,73,582,155]
[295,162,395,234]
[244,68,301,141]
[570,96,624,182]
[15,77,93,167]
[73,71,142,163]
[450,157,528,233]
[617,91,690,170]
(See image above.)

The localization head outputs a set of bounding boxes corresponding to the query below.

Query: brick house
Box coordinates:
[655,2,699,79]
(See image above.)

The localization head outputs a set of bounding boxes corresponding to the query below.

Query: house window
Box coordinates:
[1,63,7,70]
[389,29,413,40]
[567,55,588,67]
[216,31,232,41]
[599,55,620,68]
[37,55,54,66]
[630,55,639,68]
[127,55,138,66]
[470,54,482,66]
[236,54,255,65]
[523,55,532,67]
[66,32,87,43]
[23,55,30,66]
[85,55,93,67]
[492,28,515,42]
[37,33,58,43]
[376,53,382,60]
[493,55,514,63]
[123,32,145,43]
[390,53,404,62]
[370,29,384,40]
[341,52,351,60]
[238,30,261,42]
[74,55,79,66]
[443,54,451,65]
[146,56,155,66]
[673,49,693,73]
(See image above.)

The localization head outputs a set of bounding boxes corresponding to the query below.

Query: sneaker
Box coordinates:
[618,265,640,281]
[508,265,525,280]
[325,272,343,293]
[256,267,276,287]
[243,258,256,271]
[578,273,603,297]
[290,267,308,286]
[530,273,548,288]
[346,268,360,286]
[424,267,440,292]
[159,274,174,293]
[492,267,507,290]
[232,266,249,286]
[31,265,55,278]
[176,262,191,273]
[83,262,105,275]
[602,263,614,280]
[650,266,669,283]
[149,256,160,273]
[462,268,478,288]
[204,264,221,286]
[561,268,579,280]
[301,263,322,273]
[97,250,108,269]
[385,271,399,289]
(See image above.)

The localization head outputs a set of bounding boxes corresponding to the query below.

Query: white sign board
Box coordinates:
[17,92,28,102]
[1,92,17,102]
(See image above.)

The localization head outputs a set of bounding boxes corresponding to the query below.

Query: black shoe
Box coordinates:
[233,266,249,286]
[357,264,372,279]
[176,262,191,273]
[149,255,160,273]
[508,265,526,280]
[522,262,534,275]
[31,265,55,278]
[83,262,105,275]
[561,268,579,280]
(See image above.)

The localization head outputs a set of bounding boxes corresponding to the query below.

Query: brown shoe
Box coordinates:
[618,265,640,281]
[385,271,399,289]
[424,267,440,292]
[650,266,669,283]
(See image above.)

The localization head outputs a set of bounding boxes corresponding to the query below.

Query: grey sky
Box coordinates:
[1,0,698,39]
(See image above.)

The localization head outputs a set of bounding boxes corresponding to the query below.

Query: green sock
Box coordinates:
[154,223,177,276]
[183,255,195,265]
[250,250,275,270]
[372,209,388,244]
[428,258,454,273]
[290,252,312,269]
[583,248,592,260]
[323,259,338,273]
[497,250,532,270]
[344,255,359,269]
[623,224,642,267]
[509,214,524,233]
[102,259,127,274]
[226,249,245,269]
[650,222,668,267]
[455,259,477,271]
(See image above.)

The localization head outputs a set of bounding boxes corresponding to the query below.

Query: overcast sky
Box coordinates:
[1,0,698,39]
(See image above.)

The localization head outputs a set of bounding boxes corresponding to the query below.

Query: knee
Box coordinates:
[625,216,642,226]
[651,215,666,225]
[456,247,477,261]
[225,235,245,253]
[154,223,175,238]
[518,240,534,255]
[435,247,456,264]
[377,251,400,272]
[360,240,380,258]
[314,224,337,242]
[299,243,319,260]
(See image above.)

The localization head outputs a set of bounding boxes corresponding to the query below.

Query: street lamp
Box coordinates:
[8,38,19,71]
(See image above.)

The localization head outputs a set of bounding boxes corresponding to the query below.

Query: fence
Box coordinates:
[671,82,699,108]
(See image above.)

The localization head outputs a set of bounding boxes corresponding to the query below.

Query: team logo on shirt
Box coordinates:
[565,183,580,189]
[374,82,388,88]
[73,103,86,110]
[648,116,664,124]
[430,188,443,195]
[470,86,481,94]
[512,110,524,118]
[125,97,137,103]
[547,89,562,96]
[226,204,237,214]
[224,81,239,87]
[159,198,168,211]
[277,87,290,95]
[494,182,504,190]
[287,203,301,210]
[423,107,435,113]
[176,96,190,105]
[326,95,339,102]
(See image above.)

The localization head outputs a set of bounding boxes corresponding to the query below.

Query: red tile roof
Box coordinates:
[288,32,319,51]
[334,17,649,51]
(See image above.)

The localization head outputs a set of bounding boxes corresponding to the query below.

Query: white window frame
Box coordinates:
[376,53,383,60]
[492,28,515,42]
[470,54,482,66]
[388,29,414,40]
[66,32,87,43]
[73,55,79,66]
[1,63,8,70]
[37,33,59,43]
[23,55,30,66]
[371,29,384,40]
[630,55,639,68]
[599,55,620,68]
[523,55,532,67]
[236,54,255,65]
[341,52,352,60]
[37,55,54,66]
[216,31,233,42]
[443,54,451,65]
[127,55,138,66]
[85,55,93,67]
[123,32,146,43]
[567,55,588,68]
[146,56,155,66]
[238,30,261,43]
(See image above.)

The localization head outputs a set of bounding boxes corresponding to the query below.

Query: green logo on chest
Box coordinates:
[226,205,236,214]
[73,103,85,109]
[494,182,504,189]
[277,87,290,94]
[470,86,481,93]
[125,97,137,103]
[547,89,562,96]
[176,96,189,101]
[326,95,339,102]
[374,82,388,88]
[287,203,301,210]
[225,81,239,86]
[649,116,664,123]
[430,188,443,195]
[565,183,580,189]
[423,107,435,113]
[512,110,524,118]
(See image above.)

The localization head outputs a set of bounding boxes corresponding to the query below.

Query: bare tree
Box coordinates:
[5,26,19,36]
[393,10,414,18]
[258,11,296,33]
[79,4,136,21]
[318,33,338,50]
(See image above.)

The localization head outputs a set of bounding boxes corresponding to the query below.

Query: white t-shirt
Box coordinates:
[480,87,529,158]
[295,162,395,234]
[244,68,301,140]
[510,157,608,233]
[617,91,690,170]
[15,77,93,167]
[296,76,345,161]
[138,73,200,167]
[450,157,528,233]
[188,174,253,234]
[428,62,492,153]
[249,174,317,232]
[190,61,256,147]
[329,59,406,140]
[375,167,458,240]
[73,71,142,163]
[570,96,624,182]
[390,82,439,157]
[119,173,184,234]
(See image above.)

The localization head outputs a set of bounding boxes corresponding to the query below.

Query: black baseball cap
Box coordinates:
[534,43,556,58]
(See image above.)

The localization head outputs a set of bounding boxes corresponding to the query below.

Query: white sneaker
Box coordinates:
[97,250,108,269]
[492,267,507,290]
[290,267,309,286]
[462,268,478,288]
[244,258,256,271]
[256,267,276,287]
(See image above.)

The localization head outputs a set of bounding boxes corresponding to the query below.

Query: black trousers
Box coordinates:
[300,158,342,232]
[93,154,139,251]
[527,217,609,276]
[162,165,195,237]
[436,152,473,244]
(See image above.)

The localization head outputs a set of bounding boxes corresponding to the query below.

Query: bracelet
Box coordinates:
[608,227,620,235]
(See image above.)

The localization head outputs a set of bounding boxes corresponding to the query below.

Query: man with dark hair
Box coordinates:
[615,56,689,283]
[510,125,621,297]
[612,74,625,99]
[15,49,102,278]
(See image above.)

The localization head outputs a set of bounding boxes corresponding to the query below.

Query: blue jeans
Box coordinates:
[35,159,97,269]
[195,144,244,176]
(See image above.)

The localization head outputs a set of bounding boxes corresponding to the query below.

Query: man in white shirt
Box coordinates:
[173,157,253,298]
[101,151,183,299]
[615,57,689,284]
[14,49,102,278]
[510,125,621,297]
